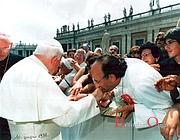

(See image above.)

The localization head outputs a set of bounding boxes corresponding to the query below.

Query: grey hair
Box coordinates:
[94,47,102,52]
[33,39,64,59]
[75,48,86,59]
[0,33,12,47]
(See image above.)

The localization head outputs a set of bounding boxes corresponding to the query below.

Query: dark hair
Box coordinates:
[86,55,99,71]
[165,27,180,43]
[95,55,127,78]
[139,41,161,58]
[129,46,140,54]
[67,49,76,55]
[83,55,99,75]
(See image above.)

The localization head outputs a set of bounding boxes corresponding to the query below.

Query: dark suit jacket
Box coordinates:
[159,58,180,104]
[159,58,180,77]
[0,53,24,140]
[0,53,24,80]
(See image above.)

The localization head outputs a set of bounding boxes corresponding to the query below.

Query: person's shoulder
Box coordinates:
[125,58,146,65]
[159,58,175,65]
[125,58,160,76]
[6,53,24,68]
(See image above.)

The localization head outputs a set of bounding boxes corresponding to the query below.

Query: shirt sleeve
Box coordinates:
[52,94,100,127]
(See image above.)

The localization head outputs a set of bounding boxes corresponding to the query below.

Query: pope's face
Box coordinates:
[0,39,11,61]
[50,56,61,75]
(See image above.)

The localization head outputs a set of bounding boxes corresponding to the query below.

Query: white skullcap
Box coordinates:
[34,39,64,59]
[61,57,74,70]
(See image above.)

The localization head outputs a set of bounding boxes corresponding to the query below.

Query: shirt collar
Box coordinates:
[29,55,48,72]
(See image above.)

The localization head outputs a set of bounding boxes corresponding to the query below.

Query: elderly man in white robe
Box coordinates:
[0,39,104,140]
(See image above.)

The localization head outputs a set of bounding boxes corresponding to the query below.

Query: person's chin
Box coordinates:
[0,57,7,61]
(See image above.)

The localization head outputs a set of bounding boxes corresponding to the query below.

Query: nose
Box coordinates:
[141,57,146,61]
[94,83,101,89]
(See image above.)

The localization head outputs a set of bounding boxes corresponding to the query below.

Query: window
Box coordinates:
[18,50,22,56]
[135,39,144,46]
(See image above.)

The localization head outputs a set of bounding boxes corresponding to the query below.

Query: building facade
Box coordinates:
[55,3,180,56]
[11,41,37,57]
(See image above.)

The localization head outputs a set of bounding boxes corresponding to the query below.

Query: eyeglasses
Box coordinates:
[92,74,107,84]
[0,46,11,52]
[110,49,118,52]
[165,40,177,45]
[156,38,164,41]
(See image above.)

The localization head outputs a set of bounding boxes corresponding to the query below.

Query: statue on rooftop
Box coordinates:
[88,19,90,27]
[156,0,160,9]
[91,18,94,27]
[77,22,80,31]
[72,24,75,31]
[123,7,127,17]
[150,0,160,10]
[108,13,111,22]
[104,14,107,23]
[101,30,110,54]
[129,5,133,16]
[129,5,133,20]
[56,29,59,34]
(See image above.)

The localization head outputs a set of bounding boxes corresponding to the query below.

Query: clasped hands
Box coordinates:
[69,85,104,102]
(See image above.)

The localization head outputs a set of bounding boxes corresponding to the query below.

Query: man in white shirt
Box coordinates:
[89,55,173,140]
[0,39,104,140]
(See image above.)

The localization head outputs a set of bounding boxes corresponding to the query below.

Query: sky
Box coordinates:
[0,0,179,44]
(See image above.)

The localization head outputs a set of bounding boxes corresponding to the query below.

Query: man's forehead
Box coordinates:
[90,61,102,74]
[91,61,99,68]
[142,48,151,52]
[0,39,11,47]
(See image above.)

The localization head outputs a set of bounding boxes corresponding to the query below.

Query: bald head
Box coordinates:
[0,33,12,60]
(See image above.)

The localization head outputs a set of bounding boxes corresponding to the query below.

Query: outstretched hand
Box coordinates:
[154,75,179,92]
[160,106,180,140]
[115,104,134,119]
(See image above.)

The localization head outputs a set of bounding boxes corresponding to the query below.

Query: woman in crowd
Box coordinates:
[139,41,161,71]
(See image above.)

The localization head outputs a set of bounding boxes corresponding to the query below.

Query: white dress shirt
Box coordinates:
[113,58,173,128]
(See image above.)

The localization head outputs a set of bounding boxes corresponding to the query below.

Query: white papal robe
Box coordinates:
[0,55,100,140]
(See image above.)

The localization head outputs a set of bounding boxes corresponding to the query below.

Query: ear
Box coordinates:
[108,74,117,82]
[51,56,58,64]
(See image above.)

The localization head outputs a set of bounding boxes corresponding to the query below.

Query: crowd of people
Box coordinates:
[0,22,180,140]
